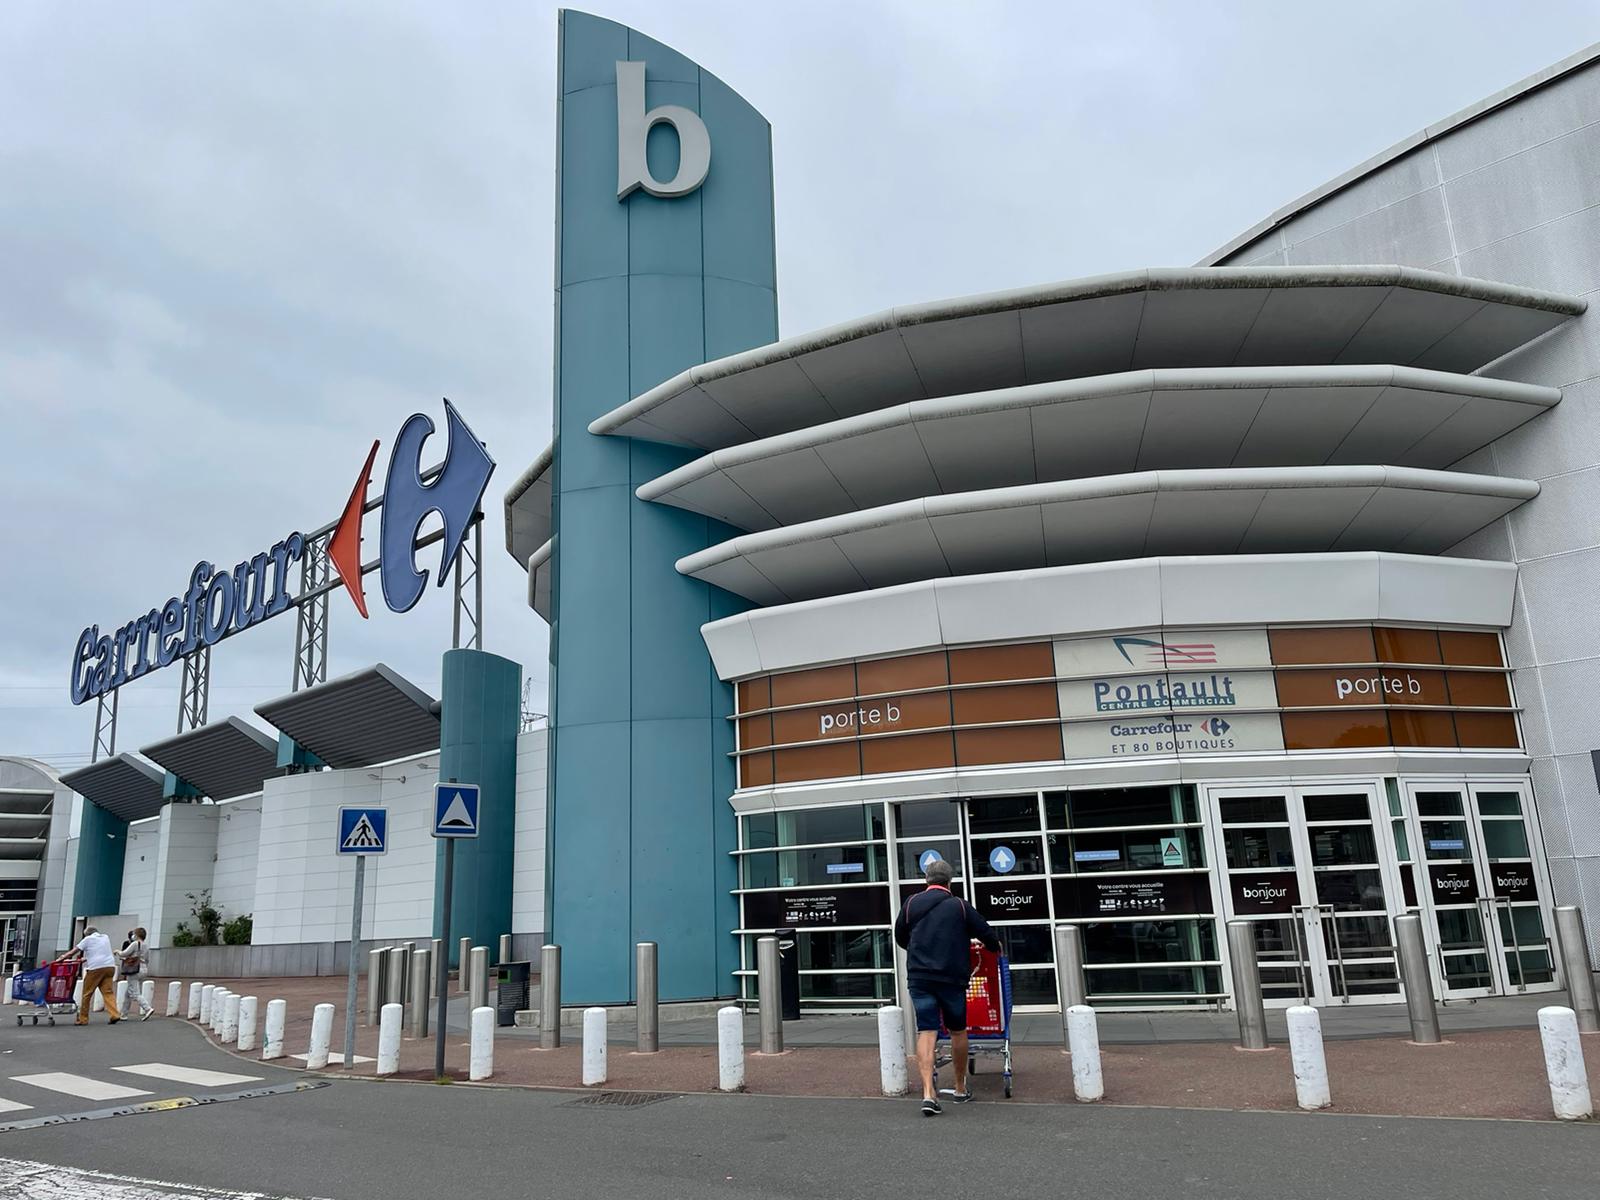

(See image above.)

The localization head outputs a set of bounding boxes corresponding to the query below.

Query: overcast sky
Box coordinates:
[3,1,1597,771]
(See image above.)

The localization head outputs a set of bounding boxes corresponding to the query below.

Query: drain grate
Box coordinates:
[563,1090,677,1109]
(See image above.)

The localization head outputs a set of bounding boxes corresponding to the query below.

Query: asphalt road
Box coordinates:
[0,1016,1594,1200]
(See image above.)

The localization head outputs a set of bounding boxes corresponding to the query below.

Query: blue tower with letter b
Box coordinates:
[543,11,778,1004]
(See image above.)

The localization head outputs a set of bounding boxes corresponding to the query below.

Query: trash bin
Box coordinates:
[497,960,531,1028]
[775,927,802,1021]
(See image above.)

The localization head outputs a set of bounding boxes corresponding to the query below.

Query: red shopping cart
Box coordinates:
[12,960,81,1026]
[935,941,1014,1098]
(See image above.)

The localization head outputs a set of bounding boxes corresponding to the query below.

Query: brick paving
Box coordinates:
[133,973,1600,1120]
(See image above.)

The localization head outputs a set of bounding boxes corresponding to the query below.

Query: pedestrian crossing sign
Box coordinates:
[337,807,388,855]
[433,783,480,839]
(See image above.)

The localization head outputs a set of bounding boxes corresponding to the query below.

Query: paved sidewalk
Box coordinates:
[129,973,1600,1121]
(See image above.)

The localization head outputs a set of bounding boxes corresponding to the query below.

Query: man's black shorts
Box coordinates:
[908,978,967,1033]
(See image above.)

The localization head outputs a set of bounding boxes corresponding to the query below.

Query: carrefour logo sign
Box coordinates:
[71,402,493,704]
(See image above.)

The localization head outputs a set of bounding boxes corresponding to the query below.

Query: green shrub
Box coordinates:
[221,914,253,946]
[185,889,223,945]
[170,924,201,948]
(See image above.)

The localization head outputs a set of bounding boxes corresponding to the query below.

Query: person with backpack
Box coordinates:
[893,856,1000,1116]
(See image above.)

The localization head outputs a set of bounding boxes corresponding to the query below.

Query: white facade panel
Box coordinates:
[116,818,161,932]
[513,729,548,939]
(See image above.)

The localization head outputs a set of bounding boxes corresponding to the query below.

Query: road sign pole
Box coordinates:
[434,837,455,1080]
[343,854,365,1070]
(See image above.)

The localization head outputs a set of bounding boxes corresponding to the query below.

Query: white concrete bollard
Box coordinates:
[470,1005,494,1081]
[211,990,229,1034]
[306,1002,334,1069]
[582,1007,607,1087]
[221,993,241,1043]
[200,984,215,1024]
[263,999,286,1060]
[115,980,128,1012]
[188,982,203,1019]
[237,996,259,1052]
[1538,1005,1593,1120]
[140,980,155,1013]
[877,1005,908,1096]
[1067,1004,1105,1102]
[1287,1005,1331,1110]
[73,979,83,1008]
[92,985,104,1012]
[717,1006,745,1092]
[167,981,182,1017]
[377,1002,403,1076]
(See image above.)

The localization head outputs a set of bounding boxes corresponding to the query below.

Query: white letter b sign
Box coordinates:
[616,60,711,199]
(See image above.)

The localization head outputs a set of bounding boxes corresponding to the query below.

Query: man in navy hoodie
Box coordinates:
[894,856,1001,1115]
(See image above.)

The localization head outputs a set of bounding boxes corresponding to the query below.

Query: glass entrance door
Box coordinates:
[1407,781,1558,999]
[1210,784,1403,1007]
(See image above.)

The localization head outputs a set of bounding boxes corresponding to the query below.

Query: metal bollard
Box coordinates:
[221,993,241,1044]
[636,941,659,1053]
[384,947,407,1022]
[237,996,259,1052]
[1055,924,1088,1044]
[1287,1006,1330,1110]
[402,942,416,1003]
[583,1007,607,1086]
[166,981,182,1017]
[470,1006,494,1080]
[187,982,203,1019]
[366,948,386,1025]
[877,1005,908,1096]
[377,1003,402,1076]
[757,936,783,1054]
[1394,913,1441,1044]
[458,937,471,992]
[410,948,432,1039]
[430,938,443,999]
[263,999,286,1060]
[1226,920,1269,1050]
[539,944,562,1050]
[469,946,489,1013]
[1067,1005,1104,1102]
[499,934,513,965]
[1555,906,1599,1034]
[1538,1005,1593,1119]
[307,1002,335,1069]
[717,1006,745,1091]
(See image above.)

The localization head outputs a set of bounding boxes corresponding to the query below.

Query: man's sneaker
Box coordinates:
[951,1087,975,1104]
[140,1010,152,1021]
[920,1098,942,1117]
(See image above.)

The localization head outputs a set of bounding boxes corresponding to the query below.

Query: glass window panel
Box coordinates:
[1384,777,1402,817]
[773,805,884,846]
[1508,949,1554,985]
[966,794,1040,834]
[1482,822,1530,859]
[1224,826,1296,869]
[1442,952,1492,988]
[1476,792,1523,817]
[1218,795,1288,824]
[896,839,962,880]
[1306,825,1378,866]
[1067,786,1192,828]
[995,925,1054,964]
[743,813,777,850]
[1086,965,1222,999]
[1421,819,1470,859]
[1079,917,1218,964]
[1435,908,1485,950]
[1049,829,1204,873]
[1416,791,1465,817]
[1327,915,1393,952]
[1302,793,1371,822]
[1391,819,1411,862]
[1312,868,1387,911]
[797,929,891,972]
[1499,904,1547,946]
[1009,968,1058,1006]
[969,835,1045,878]
[740,847,889,889]
[800,973,893,1001]
[894,800,959,839]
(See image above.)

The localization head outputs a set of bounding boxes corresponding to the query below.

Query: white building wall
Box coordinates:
[513,729,548,941]
[211,796,262,922]
[36,785,74,959]
[116,818,161,931]
[148,805,220,948]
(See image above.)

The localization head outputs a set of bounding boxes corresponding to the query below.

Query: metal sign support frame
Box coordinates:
[91,689,118,763]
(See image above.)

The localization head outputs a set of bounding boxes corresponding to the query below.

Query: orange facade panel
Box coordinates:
[769,663,856,708]
[950,682,1059,725]
[861,731,956,775]
[947,642,1053,685]
[856,650,949,696]
[954,724,1063,767]
[1268,626,1376,665]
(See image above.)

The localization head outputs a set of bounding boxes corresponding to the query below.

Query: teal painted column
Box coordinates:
[433,648,521,964]
[72,801,128,920]
[546,11,775,1005]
